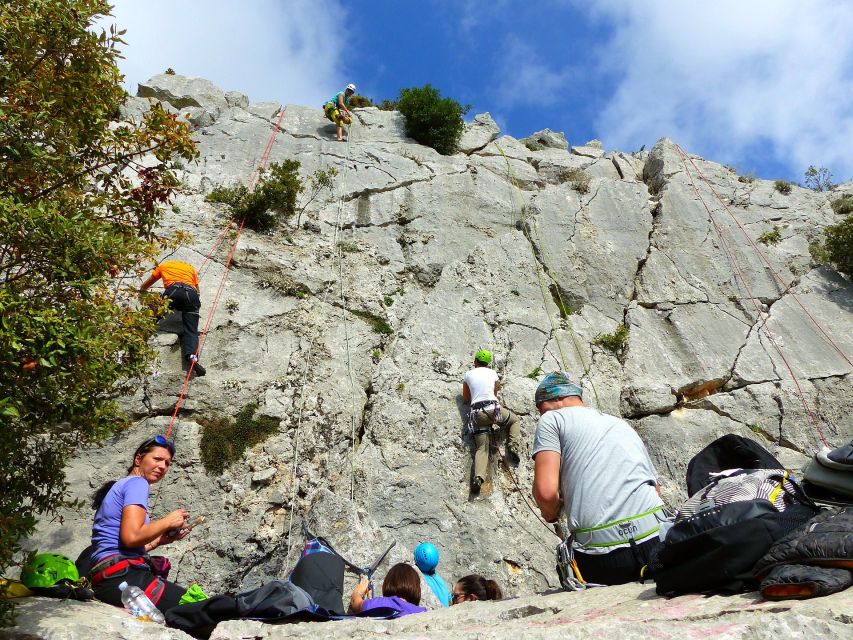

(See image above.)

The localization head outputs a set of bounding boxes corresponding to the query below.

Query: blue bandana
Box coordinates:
[535,371,583,404]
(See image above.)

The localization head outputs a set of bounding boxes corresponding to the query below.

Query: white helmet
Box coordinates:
[346,83,356,93]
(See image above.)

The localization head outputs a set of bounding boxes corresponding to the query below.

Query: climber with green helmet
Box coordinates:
[462,349,521,494]
[323,82,356,142]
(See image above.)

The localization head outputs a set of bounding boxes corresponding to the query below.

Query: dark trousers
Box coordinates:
[575,536,662,585]
[163,284,200,359]
[93,564,187,613]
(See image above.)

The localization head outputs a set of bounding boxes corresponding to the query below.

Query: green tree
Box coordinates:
[0,0,196,621]
[396,84,469,155]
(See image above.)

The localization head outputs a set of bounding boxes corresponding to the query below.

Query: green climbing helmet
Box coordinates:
[475,349,492,365]
[20,553,79,589]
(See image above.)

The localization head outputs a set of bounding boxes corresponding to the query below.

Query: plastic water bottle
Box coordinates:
[118,581,165,624]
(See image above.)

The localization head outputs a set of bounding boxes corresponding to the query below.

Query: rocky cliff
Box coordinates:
[20,74,853,633]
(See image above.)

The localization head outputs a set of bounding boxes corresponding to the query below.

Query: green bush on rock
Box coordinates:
[396,84,469,155]
[198,403,280,474]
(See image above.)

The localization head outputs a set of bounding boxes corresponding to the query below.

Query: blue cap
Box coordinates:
[535,371,583,404]
[414,542,439,573]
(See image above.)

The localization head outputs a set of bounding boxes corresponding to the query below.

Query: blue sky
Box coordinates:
[108,0,853,184]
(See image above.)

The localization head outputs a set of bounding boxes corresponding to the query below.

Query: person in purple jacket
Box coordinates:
[349,563,427,617]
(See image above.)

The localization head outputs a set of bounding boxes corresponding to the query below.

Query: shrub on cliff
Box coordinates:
[824,215,853,277]
[206,160,302,231]
[0,0,196,623]
[396,84,469,155]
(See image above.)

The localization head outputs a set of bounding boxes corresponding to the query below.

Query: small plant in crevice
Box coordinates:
[351,309,392,335]
[757,225,782,246]
[737,173,756,184]
[383,295,394,307]
[774,179,793,195]
[557,167,590,194]
[198,403,280,474]
[824,215,853,277]
[526,366,542,380]
[808,240,830,266]
[258,270,309,298]
[593,323,629,356]
[524,140,544,152]
[396,382,405,391]
[510,289,520,296]
[296,166,338,228]
[337,241,360,253]
[225,298,239,313]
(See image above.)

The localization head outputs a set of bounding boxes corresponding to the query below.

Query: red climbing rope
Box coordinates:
[163,109,287,440]
[677,149,853,371]
[674,145,829,447]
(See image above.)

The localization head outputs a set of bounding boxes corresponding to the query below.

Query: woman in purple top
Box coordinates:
[349,563,427,617]
[88,435,192,612]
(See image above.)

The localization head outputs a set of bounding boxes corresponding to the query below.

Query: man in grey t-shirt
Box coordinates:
[531,372,667,585]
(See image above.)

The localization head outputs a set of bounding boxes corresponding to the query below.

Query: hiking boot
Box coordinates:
[471,476,484,494]
[506,448,520,467]
[187,355,206,377]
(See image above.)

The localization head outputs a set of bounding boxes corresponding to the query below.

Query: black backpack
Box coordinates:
[651,438,820,596]
[686,434,783,496]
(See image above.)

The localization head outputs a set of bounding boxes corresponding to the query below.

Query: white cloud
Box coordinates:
[580,0,853,178]
[496,35,574,108]
[104,0,348,107]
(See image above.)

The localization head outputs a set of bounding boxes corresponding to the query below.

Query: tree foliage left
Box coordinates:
[0,1,196,621]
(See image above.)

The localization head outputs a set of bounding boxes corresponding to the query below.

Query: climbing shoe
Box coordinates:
[471,476,484,494]
[187,355,206,377]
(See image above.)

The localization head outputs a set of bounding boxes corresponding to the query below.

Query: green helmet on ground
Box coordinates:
[20,553,79,589]
[475,349,492,365]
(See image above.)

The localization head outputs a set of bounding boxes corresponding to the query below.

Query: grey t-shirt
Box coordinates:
[532,406,662,552]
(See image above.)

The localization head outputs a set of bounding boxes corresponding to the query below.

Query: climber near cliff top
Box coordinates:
[140,260,206,376]
[462,349,521,494]
[531,372,670,586]
[323,82,356,142]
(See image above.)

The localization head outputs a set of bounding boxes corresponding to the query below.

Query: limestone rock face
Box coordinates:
[22,75,853,636]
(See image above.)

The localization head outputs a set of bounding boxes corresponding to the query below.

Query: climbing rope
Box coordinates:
[674,145,829,448]
[163,109,287,441]
[495,144,603,410]
[283,116,362,573]
[676,146,853,371]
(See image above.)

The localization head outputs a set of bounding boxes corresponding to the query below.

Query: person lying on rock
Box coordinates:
[462,349,522,494]
[323,82,356,142]
[531,372,670,585]
[450,574,503,604]
[349,562,427,617]
[140,259,206,376]
[87,436,201,612]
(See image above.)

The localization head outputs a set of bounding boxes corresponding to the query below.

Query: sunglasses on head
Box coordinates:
[136,434,175,457]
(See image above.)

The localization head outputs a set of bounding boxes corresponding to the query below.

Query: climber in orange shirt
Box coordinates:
[140,261,206,376]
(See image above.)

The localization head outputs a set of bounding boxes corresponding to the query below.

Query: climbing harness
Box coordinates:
[571,506,670,550]
[467,400,501,435]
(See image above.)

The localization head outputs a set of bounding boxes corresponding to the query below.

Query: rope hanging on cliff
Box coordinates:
[163,108,287,441]
[283,118,361,573]
[676,145,853,372]
[495,144,603,411]
[674,145,829,448]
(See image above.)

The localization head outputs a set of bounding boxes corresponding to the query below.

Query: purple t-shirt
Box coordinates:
[91,476,150,562]
[361,596,426,617]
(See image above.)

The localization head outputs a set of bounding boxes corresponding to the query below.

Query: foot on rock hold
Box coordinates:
[471,476,484,494]
[187,355,206,377]
[506,449,520,466]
